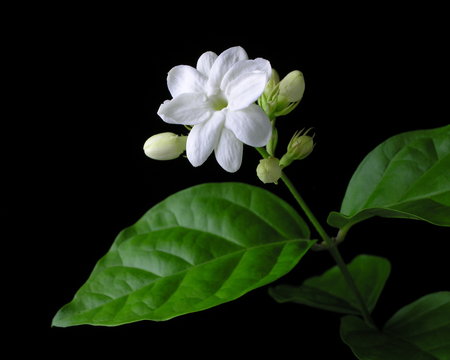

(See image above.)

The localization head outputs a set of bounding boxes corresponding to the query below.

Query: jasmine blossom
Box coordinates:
[157,46,273,172]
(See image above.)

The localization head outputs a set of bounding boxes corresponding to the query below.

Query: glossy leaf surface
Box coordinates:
[341,292,450,359]
[385,292,450,359]
[328,125,450,230]
[53,182,312,327]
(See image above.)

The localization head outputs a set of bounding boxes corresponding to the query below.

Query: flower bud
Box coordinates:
[143,132,187,160]
[279,129,315,168]
[263,69,280,97]
[256,157,282,184]
[279,70,305,103]
[259,69,305,118]
[273,70,305,117]
[259,69,280,118]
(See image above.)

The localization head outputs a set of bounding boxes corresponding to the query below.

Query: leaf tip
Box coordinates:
[51,310,65,328]
[51,306,74,328]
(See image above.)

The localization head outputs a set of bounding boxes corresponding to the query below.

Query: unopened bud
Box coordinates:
[279,70,305,103]
[259,69,280,118]
[279,129,315,167]
[263,69,280,97]
[256,157,282,184]
[143,132,187,160]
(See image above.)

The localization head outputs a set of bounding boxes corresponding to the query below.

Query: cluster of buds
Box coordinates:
[258,68,306,160]
[258,70,305,120]
[256,128,315,185]
[254,69,313,185]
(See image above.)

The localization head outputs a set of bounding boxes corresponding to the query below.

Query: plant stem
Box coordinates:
[256,147,376,328]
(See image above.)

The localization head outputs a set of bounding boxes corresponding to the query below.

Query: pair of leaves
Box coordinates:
[328,125,450,231]
[53,182,314,327]
[323,125,450,357]
[341,292,450,360]
[270,256,450,359]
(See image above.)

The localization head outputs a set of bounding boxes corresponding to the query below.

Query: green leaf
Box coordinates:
[53,182,313,327]
[328,125,450,230]
[384,292,450,359]
[340,316,437,360]
[269,254,390,314]
[340,292,450,360]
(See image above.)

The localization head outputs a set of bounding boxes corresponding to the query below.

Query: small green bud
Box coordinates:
[256,157,282,184]
[143,132,187,160]
[274,70,305,117]
[263,69,280,97]
[258,69,281,118]
[279,129,315,167]
[259,69,305,118]
[279,70,305,103]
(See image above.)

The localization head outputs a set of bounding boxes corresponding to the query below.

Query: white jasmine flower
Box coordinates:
[157,46,273,172]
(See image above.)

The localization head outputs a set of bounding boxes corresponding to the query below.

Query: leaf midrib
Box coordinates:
[136,194,307,248]
[378,332,442,359]
[135,193,308,249]
[387,322,450,342]
[343,317,440,359]
[361,137,442,210]
[385,301,450,332]
[340,194,449,226]
[296,285,360,312]
[71,236,309,323]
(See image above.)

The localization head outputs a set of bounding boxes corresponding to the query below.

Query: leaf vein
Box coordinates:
[72,238,308,321]
[197,195,302,240]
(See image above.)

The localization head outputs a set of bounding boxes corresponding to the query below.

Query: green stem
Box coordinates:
[280,173,329,243]
[256,147,376,328]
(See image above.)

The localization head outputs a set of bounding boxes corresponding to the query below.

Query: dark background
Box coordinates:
[10,5,449,357]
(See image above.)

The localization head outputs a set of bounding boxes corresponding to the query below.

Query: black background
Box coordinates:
[9,5,449,358]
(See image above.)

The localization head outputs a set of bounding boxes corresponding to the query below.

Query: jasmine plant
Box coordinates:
[53,46,450,360]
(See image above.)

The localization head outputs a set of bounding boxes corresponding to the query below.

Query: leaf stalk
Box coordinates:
[256,147,376,328]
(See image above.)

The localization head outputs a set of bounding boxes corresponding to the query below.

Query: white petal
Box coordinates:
[220,58,271,91]
[225,104,272,147]
[186,111,225,167]
[167,65,207,97]
[196,51,218,77]
[206,46,248,95]
[214,128,243,173]
[226,71,269,110]
[157,93,213,125]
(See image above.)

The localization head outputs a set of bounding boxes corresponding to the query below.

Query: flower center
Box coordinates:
[210,94,228,111]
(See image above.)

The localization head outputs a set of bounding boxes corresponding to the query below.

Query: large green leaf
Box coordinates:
[341,292,450,360]
[269,255,390,314]
[328,125,450,230]
[53,182,313,327]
